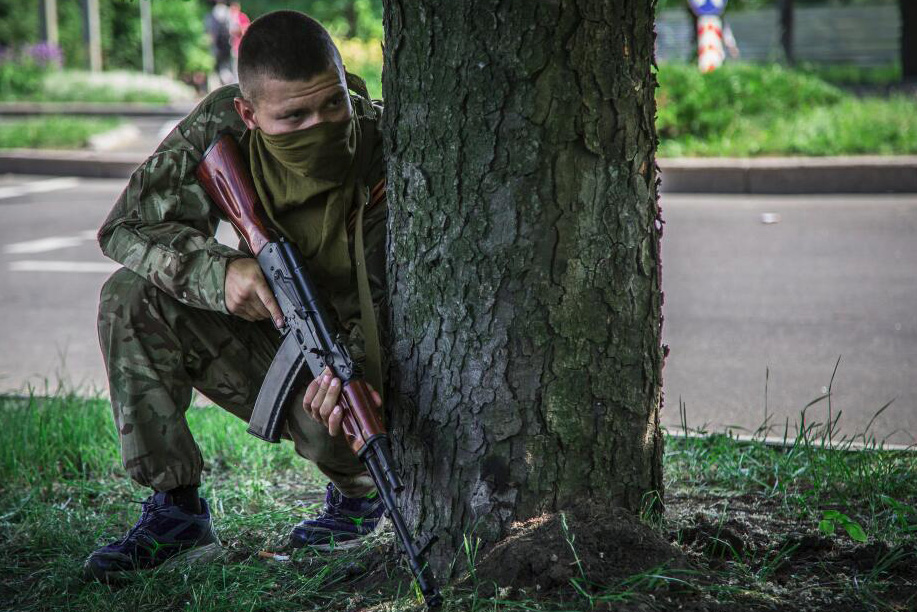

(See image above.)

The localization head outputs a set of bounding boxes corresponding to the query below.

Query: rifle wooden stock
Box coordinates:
[195,134,272,256]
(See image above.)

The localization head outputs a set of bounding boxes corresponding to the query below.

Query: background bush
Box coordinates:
[656,62,846,141]
[656,62,917,156]
[0,0,211,77]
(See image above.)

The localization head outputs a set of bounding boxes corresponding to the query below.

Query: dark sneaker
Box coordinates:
[83,491,221,582]
[290,482,386,551]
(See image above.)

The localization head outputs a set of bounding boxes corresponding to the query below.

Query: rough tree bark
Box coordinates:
[382,0,665,577]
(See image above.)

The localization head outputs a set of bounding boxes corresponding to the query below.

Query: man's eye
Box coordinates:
[327,96,344,108]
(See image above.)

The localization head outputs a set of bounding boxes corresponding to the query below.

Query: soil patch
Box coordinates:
[467,501,689,596]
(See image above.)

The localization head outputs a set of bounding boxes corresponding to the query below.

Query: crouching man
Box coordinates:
[85,10,389,580]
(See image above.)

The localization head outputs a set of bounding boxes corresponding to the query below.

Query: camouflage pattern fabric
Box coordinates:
[96,84,387,496]
[98,267,375,496]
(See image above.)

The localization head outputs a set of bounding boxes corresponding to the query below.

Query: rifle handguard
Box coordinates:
[341,379,388,456]
[195,134,273,256]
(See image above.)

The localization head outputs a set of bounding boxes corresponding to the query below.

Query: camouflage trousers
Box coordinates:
[97,268,373,498]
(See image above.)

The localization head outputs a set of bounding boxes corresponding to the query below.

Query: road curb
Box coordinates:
[0,149,140,178]
[659,156,917,194]
[0,151,915,193]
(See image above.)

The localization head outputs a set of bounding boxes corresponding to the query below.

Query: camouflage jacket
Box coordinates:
[98,84,388,375]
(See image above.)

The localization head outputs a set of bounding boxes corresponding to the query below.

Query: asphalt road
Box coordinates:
[0,176,914,445]
[662,194,916,446]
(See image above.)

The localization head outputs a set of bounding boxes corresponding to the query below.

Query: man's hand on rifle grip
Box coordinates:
[304,367,382,437]
[225,258,285,328]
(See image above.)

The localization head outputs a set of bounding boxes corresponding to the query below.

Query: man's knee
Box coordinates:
[98,267,185,360]
[99,267,159,322]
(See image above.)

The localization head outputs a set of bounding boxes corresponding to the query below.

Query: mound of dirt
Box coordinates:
[467,501,690,596]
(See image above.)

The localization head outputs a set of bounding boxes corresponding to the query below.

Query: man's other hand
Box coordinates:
[303,367,382,437]
[225,258,284,328]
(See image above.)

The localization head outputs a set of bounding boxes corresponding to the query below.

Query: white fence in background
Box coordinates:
[656,4,901,65]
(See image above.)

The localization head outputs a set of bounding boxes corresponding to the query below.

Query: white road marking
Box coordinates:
[9,260,120,273]
[0,177,80,201]
[4,230,99,255]
[5,236,85,255]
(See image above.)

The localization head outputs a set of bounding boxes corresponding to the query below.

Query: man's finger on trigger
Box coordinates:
[248,293,272,319]
[370,389,382,407]
[256,285,284,327]
[250,303,271,322]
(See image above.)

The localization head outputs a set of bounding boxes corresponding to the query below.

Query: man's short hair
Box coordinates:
[238,10,342,102]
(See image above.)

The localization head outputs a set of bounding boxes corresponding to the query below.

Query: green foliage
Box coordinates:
[0,116,119,149]
[336,36,382,99]
[241,0,383,40]
[107,0,212,76]
[656,62,845,140]
[668,396,917,545]
[659,94,917,156]
[0,0,211,76]
[0,56,47,100]
[819,510,868,542]
[0,0,40,47]
[657,62,917,156]
[0,391,914,611]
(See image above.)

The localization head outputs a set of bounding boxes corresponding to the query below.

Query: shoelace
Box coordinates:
[321,483,343,518]
[117,498,163,546]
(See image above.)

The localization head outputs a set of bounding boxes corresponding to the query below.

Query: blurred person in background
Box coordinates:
[205,0,234,86]
[229,2,251,77]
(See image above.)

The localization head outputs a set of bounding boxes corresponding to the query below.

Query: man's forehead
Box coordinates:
[257,70,346,107]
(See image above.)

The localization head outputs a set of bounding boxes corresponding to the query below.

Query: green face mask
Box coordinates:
[249,117,356,209]
[247,115,360,289]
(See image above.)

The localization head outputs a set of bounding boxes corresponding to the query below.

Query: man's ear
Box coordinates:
[234,97,258,130]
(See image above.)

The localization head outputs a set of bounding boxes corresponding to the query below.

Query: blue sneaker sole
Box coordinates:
[296,515,387,552]
[83,541,223,582]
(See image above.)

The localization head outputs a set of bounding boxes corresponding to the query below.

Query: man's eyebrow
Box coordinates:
[276,87,346,116]
[277,104,311,116]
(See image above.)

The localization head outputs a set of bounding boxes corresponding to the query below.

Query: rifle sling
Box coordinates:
[355,184,383,401]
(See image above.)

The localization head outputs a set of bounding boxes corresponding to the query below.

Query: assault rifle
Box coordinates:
[195,134,443,609]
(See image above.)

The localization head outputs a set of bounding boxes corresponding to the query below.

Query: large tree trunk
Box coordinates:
[903,0,917,81]
[382,0,665,578]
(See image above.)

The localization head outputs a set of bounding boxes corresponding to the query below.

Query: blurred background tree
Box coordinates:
[0,0,911,155]
[0,0,384,95]
[0,0,212,76]
[240,0,382,40]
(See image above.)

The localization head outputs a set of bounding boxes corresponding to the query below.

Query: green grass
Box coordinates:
[0,116,120,149]
[1,390,915,611]
[659,95,917,157]
[656,62,917,157]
